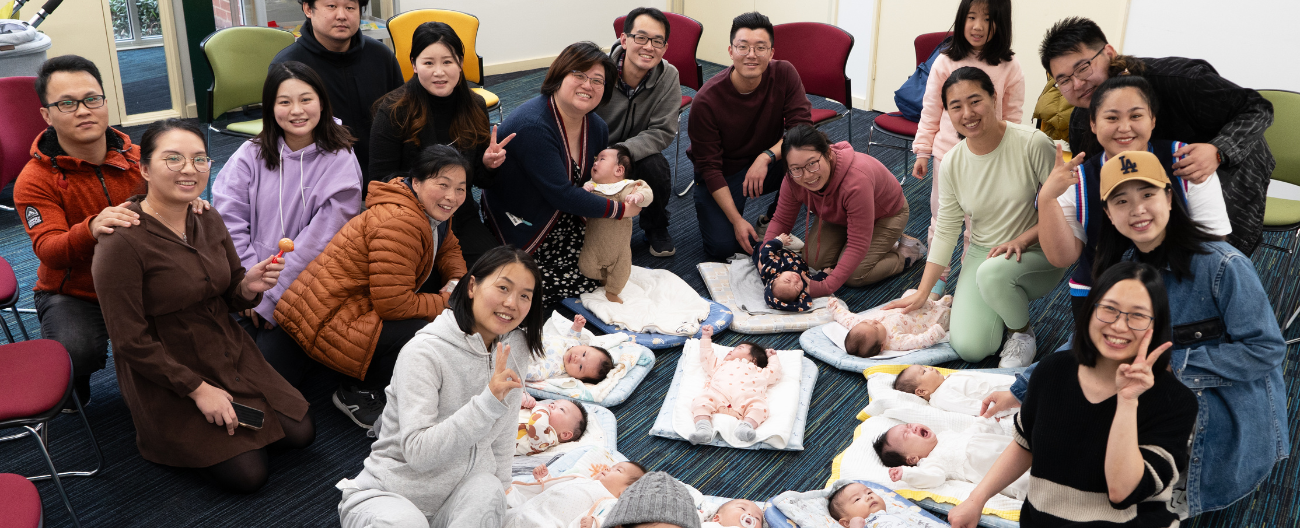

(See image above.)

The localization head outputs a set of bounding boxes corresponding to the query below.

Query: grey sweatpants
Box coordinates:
[338,472,505,528]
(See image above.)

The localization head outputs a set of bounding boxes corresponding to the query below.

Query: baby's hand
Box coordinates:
[776,233,793,245]
[583,182,595,192]
[521,392,537,409]
[849,517,867,528]
[532,464,550,481]
[766,348,777,358]
[625,194,643,205]
[701,325,714,338]
[579,516,597,528]
[572,315,586,332]
[888,467,903,481]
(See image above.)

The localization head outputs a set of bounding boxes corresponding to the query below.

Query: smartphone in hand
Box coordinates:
[231,402,265,430]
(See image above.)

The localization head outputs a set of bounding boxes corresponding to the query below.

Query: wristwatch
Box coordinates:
[762,149,776,161]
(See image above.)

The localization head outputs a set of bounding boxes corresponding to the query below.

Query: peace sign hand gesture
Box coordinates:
[1115,328,1172,402]
[489,342,523,402]
[482,125,517,170]
[1040,143,1086,203]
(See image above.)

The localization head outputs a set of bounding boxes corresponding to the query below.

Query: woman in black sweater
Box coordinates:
[370,21,509,267]
[949,261,1196,528]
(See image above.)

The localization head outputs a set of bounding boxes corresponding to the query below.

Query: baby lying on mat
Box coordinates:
[706,499,765,528]
[517,398,588,456]
[755,235,828,312]
[689,325,783,444]
[827,482,938,528]
[893,365,1014,417]
[528,315,616,384]
[874,423,1028,500]
[503,461,647,528]
[828,293,951,358]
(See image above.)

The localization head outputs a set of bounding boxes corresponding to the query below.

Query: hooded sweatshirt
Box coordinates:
[347,309,532,515]
[594,43,681,161]
[272,21,403,182]
[14,126,142,301]
[211,137,363,324]
[764,142,905,297]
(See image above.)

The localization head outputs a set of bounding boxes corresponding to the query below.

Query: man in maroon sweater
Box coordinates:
[687,11,812,260]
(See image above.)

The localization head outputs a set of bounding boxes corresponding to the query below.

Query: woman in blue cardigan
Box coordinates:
[483,42,642,307]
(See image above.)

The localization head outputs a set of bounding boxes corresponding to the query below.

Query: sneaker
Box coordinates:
[333,385,386,429]
[755,215,771,240]
[897,235,928,267]
[647,229,676,257]
[998,327,1037,368]
[61,375,92,414]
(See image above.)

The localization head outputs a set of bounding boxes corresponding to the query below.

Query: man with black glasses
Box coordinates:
[1040,17,1274,255]
[596,7,683,257]
[15,55,148,411]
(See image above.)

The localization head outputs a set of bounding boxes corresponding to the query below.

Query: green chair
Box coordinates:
[1257,90,1300,330]
[199,26,296,138]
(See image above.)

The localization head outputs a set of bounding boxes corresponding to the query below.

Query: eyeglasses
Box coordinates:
[1053,48,1106,92]
[625,32,667,49]
[732,43,771,55]
[155,154,214,173]
[569,70,605,88]
[44,95,107,113]
[1093,304,1154,331]
[787,156,823,180]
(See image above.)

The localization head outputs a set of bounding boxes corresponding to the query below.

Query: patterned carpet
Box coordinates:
[1,62,1296,527]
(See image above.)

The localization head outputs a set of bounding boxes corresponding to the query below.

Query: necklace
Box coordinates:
[142,199,187,243]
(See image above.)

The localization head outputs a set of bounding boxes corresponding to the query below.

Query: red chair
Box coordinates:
[0,76,48,212]
[613,12,705,194]
[0,256,31,343]
[0,340,104,528]
[867,31,952,181]
[772,22,855,137]
[0,473,43,528]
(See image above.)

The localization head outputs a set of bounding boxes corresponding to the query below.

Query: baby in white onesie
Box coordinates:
[873,423,1028,500]
[892,366,1014,416]
[503,461,646,528]
[527,314,616,384]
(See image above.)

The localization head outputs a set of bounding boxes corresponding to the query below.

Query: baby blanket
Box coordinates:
[580,266,711,335]
[670,340,806,449]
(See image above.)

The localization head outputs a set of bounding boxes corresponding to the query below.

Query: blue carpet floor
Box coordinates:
[1,63,1297,527]
[117,46,172,115]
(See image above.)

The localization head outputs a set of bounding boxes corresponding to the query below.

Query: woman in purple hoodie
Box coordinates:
[213,61,363,385]
[763,124,920,297]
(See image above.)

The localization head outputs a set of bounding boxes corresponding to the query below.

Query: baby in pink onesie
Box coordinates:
[828,292,952,358]
[688,325,783,444]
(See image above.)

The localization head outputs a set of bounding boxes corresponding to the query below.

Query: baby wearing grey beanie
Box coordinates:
[603,471,701,528]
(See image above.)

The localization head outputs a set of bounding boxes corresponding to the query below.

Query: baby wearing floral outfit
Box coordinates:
[688,325,783,444]
[828,291,952,358]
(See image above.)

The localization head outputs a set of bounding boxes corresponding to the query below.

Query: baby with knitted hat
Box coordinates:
[579,145,654,304]
[596,470,701,528]
[754,235,828,312]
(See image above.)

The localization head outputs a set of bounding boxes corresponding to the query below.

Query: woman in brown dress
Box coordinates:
[92,119,314,493]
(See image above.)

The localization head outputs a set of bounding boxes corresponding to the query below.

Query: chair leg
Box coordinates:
[0,310,15,344]
[25,425,82,528]
[9,303,30,341]
[26,392,103,482]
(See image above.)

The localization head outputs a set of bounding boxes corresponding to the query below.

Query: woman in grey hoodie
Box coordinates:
[337,246,544,528]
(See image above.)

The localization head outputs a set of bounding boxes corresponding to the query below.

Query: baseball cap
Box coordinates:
[1099,150,1169,200]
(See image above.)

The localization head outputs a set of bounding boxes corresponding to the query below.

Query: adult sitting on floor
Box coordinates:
[981,151,1288,518]
[212,61,362,388]
[276,145,469,429]
[370,22,506,268]
[949,262,1197,527]
[482,42,642,308]
[93,119,314,494]
[688,11,812,260]
[1042,16,1274,255]
[765,124,919,298]
[886,67,1064,368]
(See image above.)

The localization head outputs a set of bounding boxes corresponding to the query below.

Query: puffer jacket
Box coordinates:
[275,177,466,379]
[14,127,142,301]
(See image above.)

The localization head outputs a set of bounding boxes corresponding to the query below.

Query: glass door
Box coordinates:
[111,0,174,115]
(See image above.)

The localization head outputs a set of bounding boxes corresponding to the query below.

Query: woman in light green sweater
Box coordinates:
[887,67,1063,366]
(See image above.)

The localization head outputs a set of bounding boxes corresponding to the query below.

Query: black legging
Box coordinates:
[354,265,448,390]
[201,410,316,493]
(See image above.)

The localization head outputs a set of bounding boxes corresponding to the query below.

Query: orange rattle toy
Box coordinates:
[274,238,294,262]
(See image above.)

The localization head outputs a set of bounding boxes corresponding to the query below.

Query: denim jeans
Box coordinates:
[33,291,109,380]
[692,162,785,260]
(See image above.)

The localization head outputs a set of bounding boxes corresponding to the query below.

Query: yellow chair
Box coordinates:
[387,9,502,122]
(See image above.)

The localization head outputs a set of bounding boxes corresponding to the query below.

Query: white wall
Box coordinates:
[1123,0,1300,91]
[396,0,664,73]
[835,0,876,110]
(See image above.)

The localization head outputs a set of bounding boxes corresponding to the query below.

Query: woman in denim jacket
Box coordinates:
[983,151,1287,517]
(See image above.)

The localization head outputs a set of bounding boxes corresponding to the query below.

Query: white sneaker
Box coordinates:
[998,327,1037,368]
[897,235,928,267]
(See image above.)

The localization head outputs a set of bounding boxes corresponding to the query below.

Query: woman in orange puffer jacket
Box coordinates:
[276,145,472,429]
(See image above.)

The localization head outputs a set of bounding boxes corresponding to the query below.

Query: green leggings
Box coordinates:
[949,244,1066,362]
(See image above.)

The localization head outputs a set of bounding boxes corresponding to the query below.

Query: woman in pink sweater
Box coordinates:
[913,0,1025,291]
[763,125,918,298]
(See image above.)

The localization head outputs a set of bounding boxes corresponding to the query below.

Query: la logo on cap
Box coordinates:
[1118,155,1138,175]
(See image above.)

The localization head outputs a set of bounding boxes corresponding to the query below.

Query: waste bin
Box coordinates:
[0,21,52,77]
